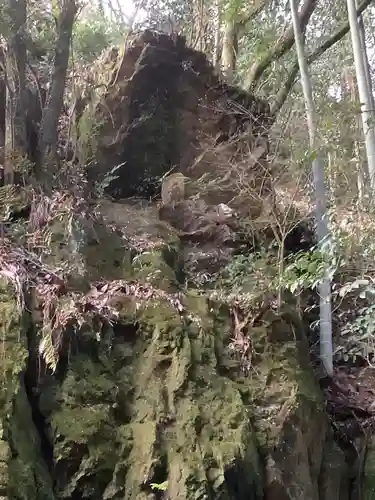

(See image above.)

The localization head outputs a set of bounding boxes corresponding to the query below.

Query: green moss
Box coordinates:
[44,213,133,286]
[7,385,54,500]
[0,185,32,221]
[54,405,111,443]
[83,220,133,281]
[184,291,216,332]
[132,250,178,291]
[0,239,338,500]
[0,280,28,393]
[0,279,54,499]
[43,296,264,499]
[44,203,183,289]
[232,309,325,452]
[50,353,119,497]
[318,440,348,500]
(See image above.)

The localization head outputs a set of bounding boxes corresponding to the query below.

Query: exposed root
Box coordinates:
[229,306,256,375]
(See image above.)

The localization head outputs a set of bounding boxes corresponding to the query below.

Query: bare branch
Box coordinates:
[245,0,318,91]
[238,0,269,31]
[271,0,373,116]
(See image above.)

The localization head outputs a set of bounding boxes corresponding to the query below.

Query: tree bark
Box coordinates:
[353,6,372,206]
[290,0,333,377]
[221,20,239,83]
[4,0,27,185]
[356,0,374,114]
[38,0,77,190]
[0,47,6,169]
[245,0,317,91]
[212,0,222,71]
[347,0,375,193]
[220,0,267,81]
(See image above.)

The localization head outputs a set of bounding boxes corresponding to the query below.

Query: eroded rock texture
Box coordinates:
[81,30,271,214]
[0,189,351,500]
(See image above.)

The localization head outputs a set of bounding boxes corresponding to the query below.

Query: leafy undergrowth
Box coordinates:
[265,177,375,363]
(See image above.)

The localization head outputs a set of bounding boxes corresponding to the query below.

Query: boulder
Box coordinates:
[80,30,272,221]
[0,192,350,500]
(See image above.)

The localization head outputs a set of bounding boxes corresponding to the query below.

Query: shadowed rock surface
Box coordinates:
[82,30,271,215]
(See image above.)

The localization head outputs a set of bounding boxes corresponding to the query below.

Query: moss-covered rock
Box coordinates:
[217,306,348,500]
[132,250,179,290]
[318,440,349,500]
[35,297,262,499]
[363,436,375,500]
[83,30,272,208]
[0,190,350,500]
[28,197,181,288]
[40,207,133,286]
[0,279,54,499]
[7,384,54,500]
[12,289,344,500]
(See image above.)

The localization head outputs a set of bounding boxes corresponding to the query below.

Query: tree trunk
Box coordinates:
[0,47,6,169]
[343,67,369,208]
[290,0,333,377]
[347,0,375,193]
[4,0,27,185]
[270,0,372,117]
[246,0,317,91]
[221,20,238,83]
[38,0,77,190]
[212,0,222,71]
[356,0,374,114]
[98,0,105,16]
[356,3,374,204]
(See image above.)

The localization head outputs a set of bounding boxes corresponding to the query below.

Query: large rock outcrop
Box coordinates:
[0,187,352,500]
[0,30,366,500]
[75,31,314,287]
[80,30,272,220]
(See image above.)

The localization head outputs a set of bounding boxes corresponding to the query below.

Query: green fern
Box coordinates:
[150,481,168,492]
[95,162,124,197]
[39,326,58,373]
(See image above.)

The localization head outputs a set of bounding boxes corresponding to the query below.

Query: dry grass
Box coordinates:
[0,189,189,373]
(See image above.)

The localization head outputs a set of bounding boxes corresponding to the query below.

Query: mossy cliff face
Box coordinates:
[363,436,375,500]
[0,280,54,499]
[46,299,262,500]
[0,201,350,500]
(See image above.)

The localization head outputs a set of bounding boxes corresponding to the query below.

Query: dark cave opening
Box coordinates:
[223,459,260,500]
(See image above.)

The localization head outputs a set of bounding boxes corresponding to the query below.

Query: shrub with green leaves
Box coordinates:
[281,245,337,294]
[334,278,375,363]
[73,12,125,63]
